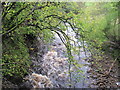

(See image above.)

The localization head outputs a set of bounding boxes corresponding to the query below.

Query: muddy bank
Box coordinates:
[87,54,119,88]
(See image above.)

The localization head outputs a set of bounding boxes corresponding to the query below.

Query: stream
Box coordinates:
[39,24,93,88]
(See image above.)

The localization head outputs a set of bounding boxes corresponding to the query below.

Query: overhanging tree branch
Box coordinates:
[2,3,50,36]
[2,2,16,20]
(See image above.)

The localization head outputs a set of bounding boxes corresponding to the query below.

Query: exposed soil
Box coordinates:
[87,54,119,88]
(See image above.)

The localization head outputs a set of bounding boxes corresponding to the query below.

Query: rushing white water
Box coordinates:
[40,23,90,88]
[35,23,93,88]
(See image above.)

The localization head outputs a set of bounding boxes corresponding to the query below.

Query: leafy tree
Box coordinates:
[2,2,78,82]
[74,2,120,58]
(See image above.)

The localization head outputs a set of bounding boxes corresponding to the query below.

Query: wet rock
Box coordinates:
[24,73,53,88]
[92,75,98,79]
[53,44,57,46]
[58,43,62,45]
[87,69,93,73]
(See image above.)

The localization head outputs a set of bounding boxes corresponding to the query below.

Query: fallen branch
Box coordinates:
[105,57,118,76]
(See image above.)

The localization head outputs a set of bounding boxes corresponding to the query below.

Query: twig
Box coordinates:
[105,57,118,76]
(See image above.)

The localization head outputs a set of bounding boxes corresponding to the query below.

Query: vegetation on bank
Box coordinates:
[1,2,120,84]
